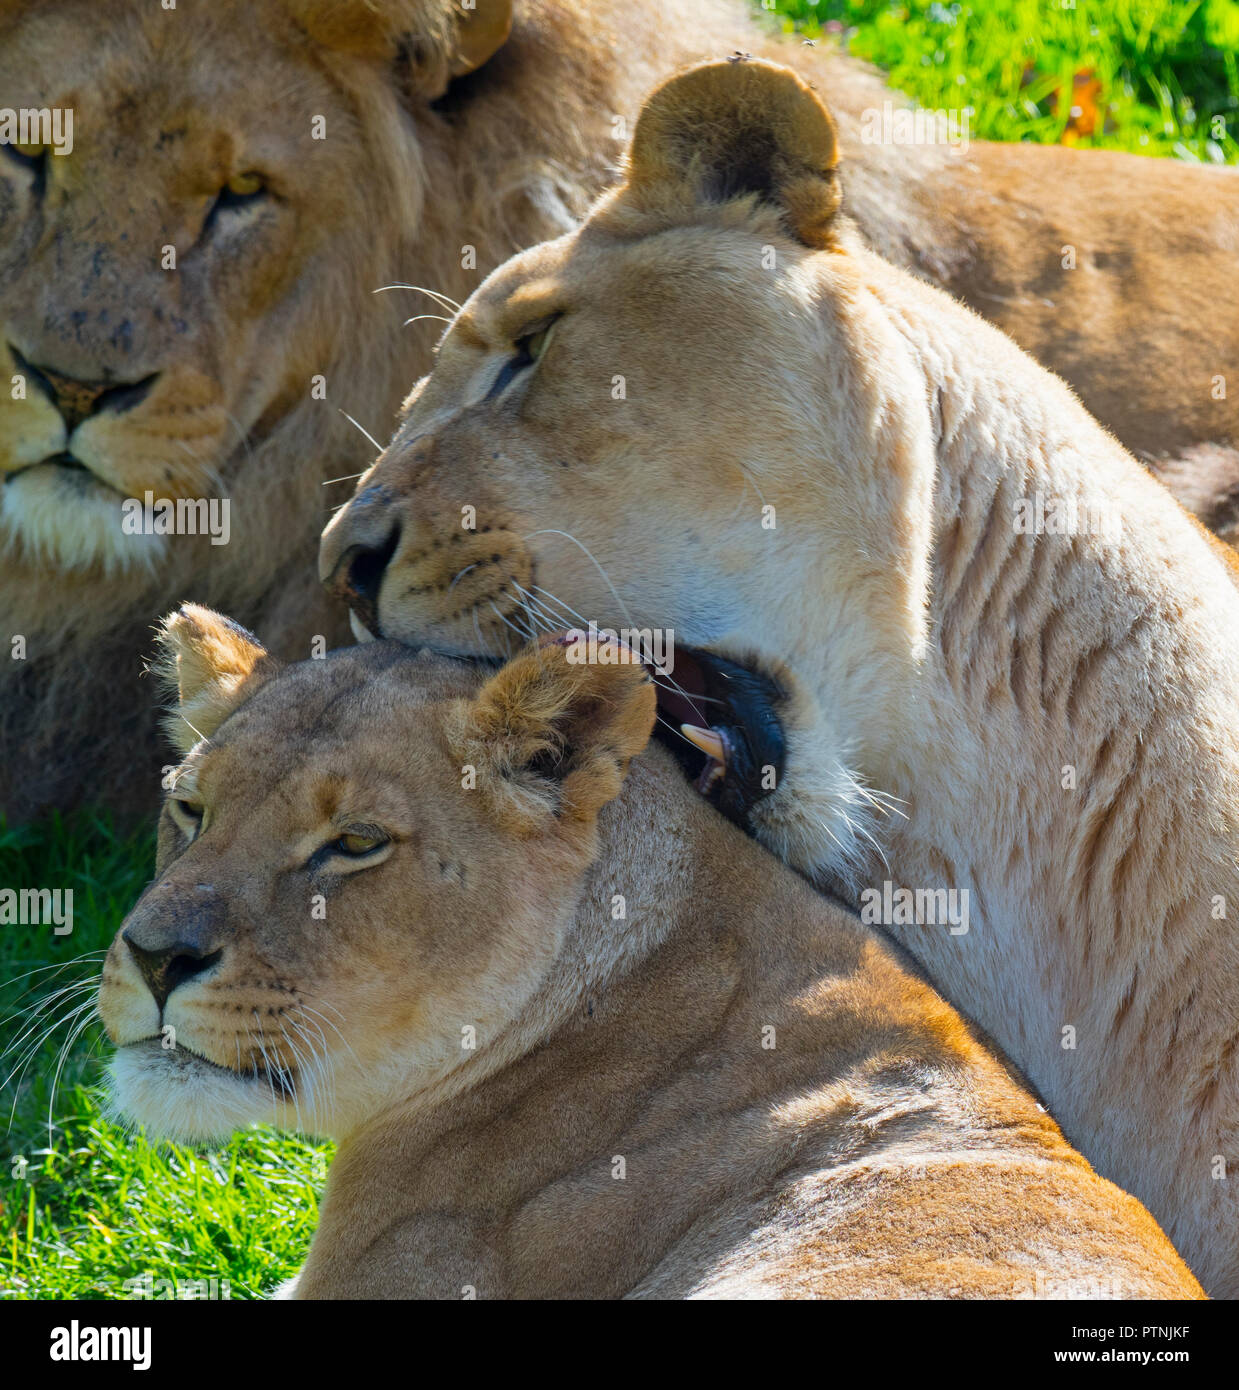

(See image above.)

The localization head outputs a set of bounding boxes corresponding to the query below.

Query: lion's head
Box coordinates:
[320,57,939,887]
[0,0,513,574]
[0,0,640,819]
[99,606,656,1143]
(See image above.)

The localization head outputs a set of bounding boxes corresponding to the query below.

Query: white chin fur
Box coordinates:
[746,737,888,897]
[0,467,169,574]
[107,1043,279,1145]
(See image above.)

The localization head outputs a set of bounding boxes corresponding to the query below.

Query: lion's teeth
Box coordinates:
[681,723,726,766]
[349,611,377,645]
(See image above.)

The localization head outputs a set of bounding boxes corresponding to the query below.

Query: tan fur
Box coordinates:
[97,614,1201,1299]
[2,0,1236,821]
[320,59,1239,1296]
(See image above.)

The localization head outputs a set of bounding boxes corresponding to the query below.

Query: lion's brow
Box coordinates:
[450,316,489,351]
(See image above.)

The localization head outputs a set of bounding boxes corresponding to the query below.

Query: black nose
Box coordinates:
[324,525,400,635]
[122,931,223,1013]
[10,345,157,432]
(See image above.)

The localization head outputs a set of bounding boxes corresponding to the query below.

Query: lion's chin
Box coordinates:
[106,1040,285,1146]
[1,463,169,576]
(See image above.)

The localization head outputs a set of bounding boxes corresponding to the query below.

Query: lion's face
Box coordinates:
[99,608,655,1143]
[0,0,508,573]
[321,60,936,884]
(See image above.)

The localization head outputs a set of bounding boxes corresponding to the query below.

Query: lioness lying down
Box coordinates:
[97,608,1201,1299]
[320,60,1239,1295]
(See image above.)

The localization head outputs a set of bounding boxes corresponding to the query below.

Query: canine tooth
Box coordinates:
[681,723,726,765]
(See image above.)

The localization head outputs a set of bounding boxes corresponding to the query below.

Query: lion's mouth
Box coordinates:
[651,646,786,831]
[39,450,88,473]
[3,451,124,496]
[129,1037,297,1099]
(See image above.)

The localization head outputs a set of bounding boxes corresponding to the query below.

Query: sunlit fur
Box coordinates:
[99,614,1200,1299]
[321,60,1239,1296]
[3,0,1236,821]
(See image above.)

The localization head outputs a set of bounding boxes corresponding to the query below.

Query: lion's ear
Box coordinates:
[288,0,512,99]
[453,632,657,832]
[444,0,513,82]
[153,605,279,755]
[624,58,841,249]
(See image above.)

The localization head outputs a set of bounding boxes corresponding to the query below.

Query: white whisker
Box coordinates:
[373,283,464,315]
[338,410,384,454]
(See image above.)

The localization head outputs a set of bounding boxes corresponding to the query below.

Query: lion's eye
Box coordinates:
[332,832,388,858]
[202,172,270,240]
[207,172,268,226]
[515,322,555,363]
[307,825,392,872]
[168,798,204,840]
[224,170,266,199]
[485,317,559,401]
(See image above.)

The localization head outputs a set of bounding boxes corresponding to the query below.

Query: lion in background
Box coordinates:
[97,610,1201,1299]
[2,0,1236,822]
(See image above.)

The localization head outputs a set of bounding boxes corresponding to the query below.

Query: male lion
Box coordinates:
[2,0,1236,822]
[320,59,1239,1296]
[97,608,1201,1299]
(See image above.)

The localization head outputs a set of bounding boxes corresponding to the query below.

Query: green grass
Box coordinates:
[3,0,1237,1303]
[769,0,1239,161]
[0,814,329,1300]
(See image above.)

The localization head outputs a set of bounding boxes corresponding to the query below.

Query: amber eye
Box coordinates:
[332,832,388,858]
[13,142,46,160]
[225,170,265,198]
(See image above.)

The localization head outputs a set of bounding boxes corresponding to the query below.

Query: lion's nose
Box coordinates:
[321,508,401,636]
[122,931,223,1013]
[10,345,157,432]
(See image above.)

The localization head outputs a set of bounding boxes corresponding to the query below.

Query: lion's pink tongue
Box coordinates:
[681,723,728,794]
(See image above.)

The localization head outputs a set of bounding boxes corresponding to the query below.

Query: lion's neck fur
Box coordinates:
[836,251,1239,1290]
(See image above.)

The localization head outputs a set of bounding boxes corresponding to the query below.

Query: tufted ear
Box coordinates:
[624,58,842,249]
[153,605,279,755]
[286,0,512,100]
[453,631,658,833]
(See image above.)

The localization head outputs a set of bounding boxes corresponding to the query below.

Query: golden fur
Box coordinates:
[2,0,1236,821]
[97,610,1201,1300]
[320,59,1239,1296]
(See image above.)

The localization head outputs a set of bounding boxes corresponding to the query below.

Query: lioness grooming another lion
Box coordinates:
[97,610,1201,1299]
[2,0,1236,822]
[320,60,1239,1294]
